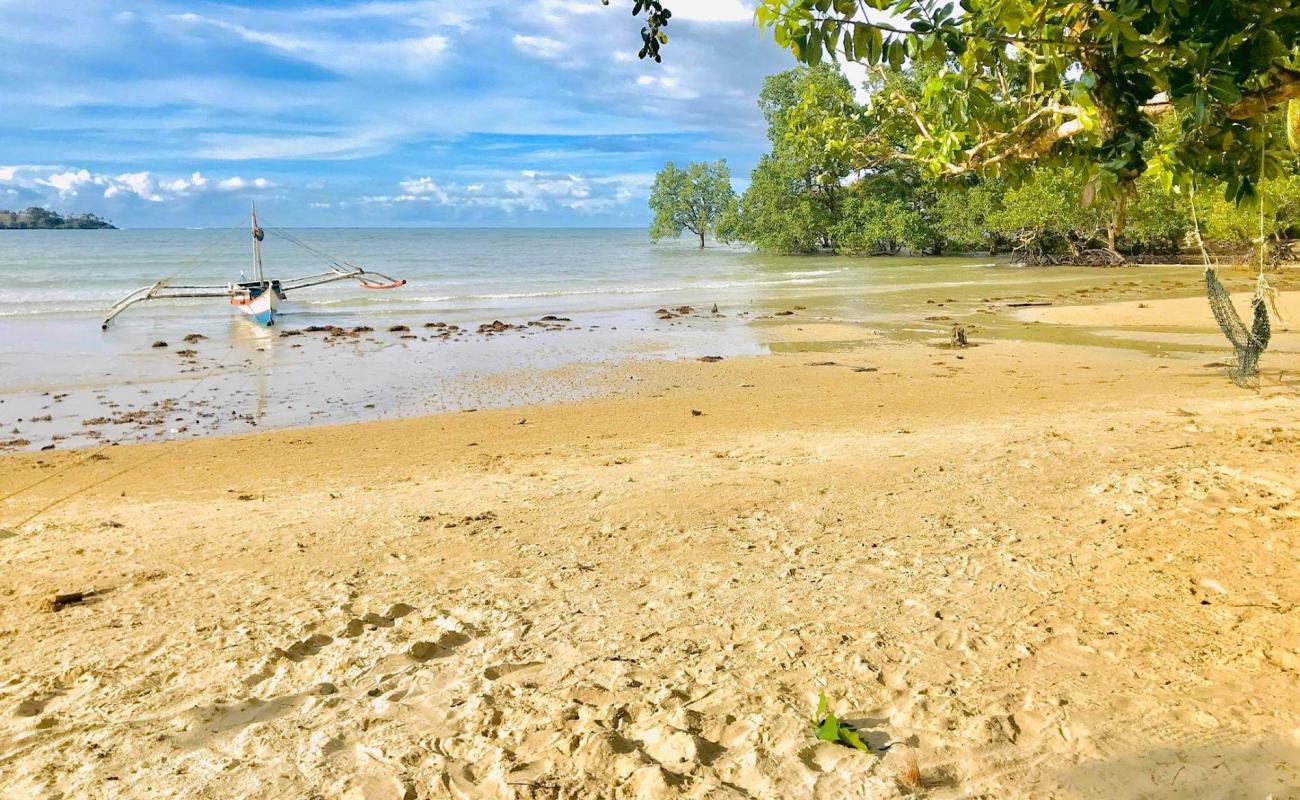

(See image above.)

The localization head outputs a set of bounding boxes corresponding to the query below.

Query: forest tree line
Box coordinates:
[0,207,116,230]
[650,65,1300,264]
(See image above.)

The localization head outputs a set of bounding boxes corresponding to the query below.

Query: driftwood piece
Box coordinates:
[50,590,95,611]
[950,325,969,348]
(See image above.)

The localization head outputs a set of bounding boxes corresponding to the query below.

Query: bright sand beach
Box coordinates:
[2,274,1300,798]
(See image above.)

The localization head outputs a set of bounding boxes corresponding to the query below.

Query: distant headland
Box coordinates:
[0,206,116,230]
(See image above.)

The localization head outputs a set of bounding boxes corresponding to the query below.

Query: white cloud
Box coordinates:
[164,11,449,77]
[39,169,95,196]
[669,0,755,23]
[512,34,566,61]
[631,69,700,100]
[160,171,208,193]
[0,165,271,204]
[0,0,787,226]
[216,176,272,191]
[266,2,486,30]
[106,171,162,202]
[579,0,753,23]
[505,170,591,210]
[398,176,449,202]
[538,0,605,19]
[374,170,652,214]
[197,131,393,161]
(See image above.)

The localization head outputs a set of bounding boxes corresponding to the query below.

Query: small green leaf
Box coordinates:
[839,726,871,753]
[816,713,840,742]
[888,37,905,69]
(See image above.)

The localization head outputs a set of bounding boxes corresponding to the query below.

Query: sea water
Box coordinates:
[0,227,1200,450]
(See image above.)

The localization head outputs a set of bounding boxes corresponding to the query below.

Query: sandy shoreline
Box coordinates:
[2,289,1299,799]
[6,258,1275,456]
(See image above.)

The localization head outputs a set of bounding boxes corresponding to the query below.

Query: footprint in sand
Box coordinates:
[274,633,333,662]
[246,602,421,687]
[15,695,52,718]
[342,602,417,638]
[408,630,471,661]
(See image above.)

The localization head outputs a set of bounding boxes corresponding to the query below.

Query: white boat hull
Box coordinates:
[231,287,279,326]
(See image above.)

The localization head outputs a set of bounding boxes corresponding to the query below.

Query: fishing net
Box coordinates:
[1192,143,1281,389]
[1205,268,1271,387]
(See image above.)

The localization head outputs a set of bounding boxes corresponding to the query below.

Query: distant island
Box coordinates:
[0,206,116,230]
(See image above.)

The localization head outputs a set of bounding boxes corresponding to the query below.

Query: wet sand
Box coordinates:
[4,262,1288,455]
[1,282,1298,799]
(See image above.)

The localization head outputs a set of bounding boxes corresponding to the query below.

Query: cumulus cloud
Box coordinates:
[0,0,788,225]
[669,0,755,22]
[216,176,273,191]
[0,165,273,205]
[373,170,652,215]
[39,169,96,196]
[160,171,209,193]
[512,34,567,61]
[105,172,162,202]
[397,176,450,203]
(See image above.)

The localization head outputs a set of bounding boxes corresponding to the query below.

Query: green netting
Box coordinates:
[1205,268,1271,387]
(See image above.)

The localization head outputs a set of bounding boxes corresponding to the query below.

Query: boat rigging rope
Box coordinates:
[2,213,393,527]
[0,339,246,518]
[267,226,360,272]
[159,216,248,286]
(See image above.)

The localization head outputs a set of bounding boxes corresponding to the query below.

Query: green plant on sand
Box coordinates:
[814,692,873,753]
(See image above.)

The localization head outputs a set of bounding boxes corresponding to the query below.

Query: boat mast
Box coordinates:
[251,203,265,283]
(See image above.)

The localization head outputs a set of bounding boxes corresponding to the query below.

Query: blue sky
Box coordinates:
[0,0,797,227]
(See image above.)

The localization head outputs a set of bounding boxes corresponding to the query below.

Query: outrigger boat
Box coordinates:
[102,206,405,329]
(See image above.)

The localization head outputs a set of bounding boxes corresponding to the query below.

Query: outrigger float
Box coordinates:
[102,206,405,329]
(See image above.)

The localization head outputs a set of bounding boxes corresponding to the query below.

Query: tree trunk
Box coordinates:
[1107,191,1128,254]
[699,230,706,249]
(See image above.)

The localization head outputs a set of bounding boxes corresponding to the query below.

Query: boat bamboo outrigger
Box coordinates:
[102,205,406,329]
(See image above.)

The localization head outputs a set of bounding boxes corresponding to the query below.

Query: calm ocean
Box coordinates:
[0,227,1194,450]
[0,227,847,324]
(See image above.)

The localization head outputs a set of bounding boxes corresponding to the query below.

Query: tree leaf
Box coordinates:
[816,713,841,742]
[839,725,872,753]
[1288,99,1300,153]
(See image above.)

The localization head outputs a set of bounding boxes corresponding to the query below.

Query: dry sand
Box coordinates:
[1023,289,1299,330]
[1,292,1299,799]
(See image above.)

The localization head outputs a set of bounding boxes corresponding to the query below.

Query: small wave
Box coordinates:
[783,268,846,277]
[388,276,842,303]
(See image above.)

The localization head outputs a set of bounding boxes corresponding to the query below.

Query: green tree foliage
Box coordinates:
[631,1,1300,200]
[758,65,864,249]
[1122,175,1192,255]
[0,207,115,229]
[1198,173,1300,253]
[648,160,736,248]
[727,65,944,254]
[748,0,1300,203]
[833,169,944,255]
[720,155,825,253]
[934,180,1008,254]
[983,168,1109,261]
[637,17,1300,262]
